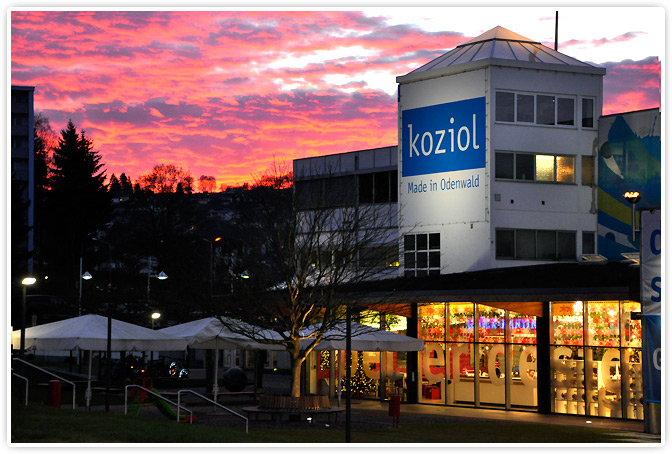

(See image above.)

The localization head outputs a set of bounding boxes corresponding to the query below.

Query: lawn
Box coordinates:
[10,403,641,444]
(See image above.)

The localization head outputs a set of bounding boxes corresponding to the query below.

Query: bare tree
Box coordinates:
[138,163,194,194]
[198,175,217,193]
[212,161,399,397]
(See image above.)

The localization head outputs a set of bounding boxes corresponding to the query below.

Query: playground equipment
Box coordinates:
[125,379,195,423]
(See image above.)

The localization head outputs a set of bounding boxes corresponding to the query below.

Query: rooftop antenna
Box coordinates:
[554,11,559,51]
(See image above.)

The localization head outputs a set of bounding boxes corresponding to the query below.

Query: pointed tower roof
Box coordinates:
[402,25,601,79]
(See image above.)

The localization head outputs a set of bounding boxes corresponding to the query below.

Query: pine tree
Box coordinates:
[119,173,133,197]
[108,174,121,199]
[43,120,112,300]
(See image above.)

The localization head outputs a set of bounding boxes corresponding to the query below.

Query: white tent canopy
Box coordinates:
[300,321,425,352]
[159,317,285,351]
[11,314,188,410]
[11,313,188,352]
[159,317,284,400]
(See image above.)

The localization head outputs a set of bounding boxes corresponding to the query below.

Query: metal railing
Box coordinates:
[12,369,29,406]
[12,358,76,409]
[178,389,248,434]
[124,384,194,424]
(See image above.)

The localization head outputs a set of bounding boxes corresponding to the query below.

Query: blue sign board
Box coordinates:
[643,314,661,403]
[401,97,486,177]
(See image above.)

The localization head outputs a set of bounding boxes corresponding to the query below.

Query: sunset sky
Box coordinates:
[10,5,663,189]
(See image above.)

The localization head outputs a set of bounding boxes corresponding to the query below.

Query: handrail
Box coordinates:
[11,370,29,406]
[12,358,76,409]
[124,385,193,424]
[177,389,248,434]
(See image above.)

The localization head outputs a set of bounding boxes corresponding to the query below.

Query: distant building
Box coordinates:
[11,85,35,274]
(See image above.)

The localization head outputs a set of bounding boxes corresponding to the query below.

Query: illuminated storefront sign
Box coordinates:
[464,317,537,330]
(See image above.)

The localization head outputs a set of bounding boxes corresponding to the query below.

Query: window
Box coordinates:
[496,152,575,183]
[495,151,514,179]
[582,231,595,255]
[496,91,514,122]
[359,170,397,204]
[496,229,576,260]
[404,233,440,277]
[295,175,357,209]
[581,156,595,186]
[582,98,595,128]
[360,244,399,268]
[495,91,576,127]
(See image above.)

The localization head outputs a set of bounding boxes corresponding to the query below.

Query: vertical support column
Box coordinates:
[474,303,480,408]
[505,310,512,410]
[406,303,419,403]
[536,301,552,414]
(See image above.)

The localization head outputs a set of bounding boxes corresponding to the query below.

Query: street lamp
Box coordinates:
[20,277,36,359]
[151,311,161,329]
[624,191,641,242]
[147,271,168,300]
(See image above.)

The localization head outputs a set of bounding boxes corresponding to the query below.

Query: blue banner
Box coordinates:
[402,97,486,177]
[643,314,661,403]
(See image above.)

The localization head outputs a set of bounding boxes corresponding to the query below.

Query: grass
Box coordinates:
[10,403,641,444]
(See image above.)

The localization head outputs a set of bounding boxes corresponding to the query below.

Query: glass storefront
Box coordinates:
[550,300,643,420]
[312,299,643,422]
[418,302,538,410]
[315,314,410,401]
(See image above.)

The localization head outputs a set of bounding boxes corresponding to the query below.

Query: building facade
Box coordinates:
[294,27,659,422]
[11,85,35,274]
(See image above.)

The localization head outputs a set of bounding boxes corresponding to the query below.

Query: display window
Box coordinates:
[551,301,584,345]
[551,345,585,414]
[622,301,642,348]
[587,301,620,346]
[550,300,643,421]
[477,343,506,406]
[419,303,446,341]
[477,305,506,343]
[420,341,447,404]
[510,345,538,408]
[508,311,537,344]
[448,303,474,342]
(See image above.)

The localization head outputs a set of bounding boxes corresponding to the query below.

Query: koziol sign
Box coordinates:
[402,97,486,177]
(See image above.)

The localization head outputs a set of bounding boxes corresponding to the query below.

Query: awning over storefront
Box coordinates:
[344,262,640,318]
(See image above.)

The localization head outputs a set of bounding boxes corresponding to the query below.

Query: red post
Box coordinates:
[388,387,401,428]
[48,380,62,408]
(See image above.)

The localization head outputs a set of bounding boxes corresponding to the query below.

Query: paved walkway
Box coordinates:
[91,370,662,444]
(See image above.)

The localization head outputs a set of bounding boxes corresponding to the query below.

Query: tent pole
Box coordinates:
[86,351,93,410]
[213,344,219,410]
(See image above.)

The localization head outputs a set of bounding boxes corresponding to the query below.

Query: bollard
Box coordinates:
[48,380,62,408]
[388,389,401,428]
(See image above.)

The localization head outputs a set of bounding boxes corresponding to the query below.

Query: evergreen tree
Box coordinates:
[108,174,121,199]
[119,173,133,197]
[43,120,112,300]
[33,113,55,279]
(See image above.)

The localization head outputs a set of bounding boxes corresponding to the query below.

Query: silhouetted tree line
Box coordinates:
[14,115,259,329]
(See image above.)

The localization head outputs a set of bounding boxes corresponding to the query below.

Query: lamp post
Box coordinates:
[147,271,168,301]
[624,191,641,242]
[94,237,113,412]
[20,277,36,359]
[79,271,92,316]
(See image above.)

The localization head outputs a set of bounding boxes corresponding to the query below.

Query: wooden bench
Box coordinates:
[241,405,345,424]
